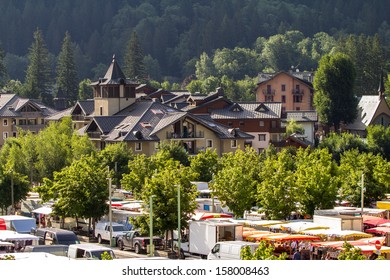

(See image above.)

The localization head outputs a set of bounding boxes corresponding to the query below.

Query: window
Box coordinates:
[231,140,237,148]
[99,106,103,116]
[294,95,302,103]
[281,84,286,91]
[227,121,233,127]
[135,142,142,151]
[259,121,264,127]
[296,107,300,111]
[271,121,277,128]
[265,95,274,102]
[239,121,244,126]
[154,142,159,150]
[12,132,17,137]
[3,132,8,139]
[3,119,8,126]
[258,134,266,141]
[282,95,286,103]
[206,139,213,148]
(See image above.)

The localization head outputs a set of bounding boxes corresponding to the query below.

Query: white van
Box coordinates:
[207,241,259,260]
[67,244,116,260]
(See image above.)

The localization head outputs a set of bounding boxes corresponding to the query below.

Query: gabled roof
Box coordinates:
[70,100,94,116]
[346,95,384,131]
[0,93,58,118]
[210,102,282,119]
[257,71,314,89]
[45,107,73,121]
[86,99,253,143]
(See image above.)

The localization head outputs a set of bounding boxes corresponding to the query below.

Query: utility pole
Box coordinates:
[177,184,181,258]
[149,195,156,257]
[107,167,113,247]
[361,173,365,231]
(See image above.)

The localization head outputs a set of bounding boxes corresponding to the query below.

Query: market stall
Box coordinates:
[365,226,390,236]
[303,229,372,241]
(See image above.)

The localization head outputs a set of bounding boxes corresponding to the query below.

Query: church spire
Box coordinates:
[378,70,385,100]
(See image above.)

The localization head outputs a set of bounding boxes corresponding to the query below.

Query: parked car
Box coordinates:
[67,244,116,260]
[24,245,69,257]
[33,228,80,246]
[117,230,163,254]
[208,241,259,260]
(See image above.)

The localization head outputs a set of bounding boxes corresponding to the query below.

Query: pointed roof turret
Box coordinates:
[103,54,126,82]
[378,70,385,100]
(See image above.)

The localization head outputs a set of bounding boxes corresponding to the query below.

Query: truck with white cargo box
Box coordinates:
[180,220,243,259]
[0,215,36,234]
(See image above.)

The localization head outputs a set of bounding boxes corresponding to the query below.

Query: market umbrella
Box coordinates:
[365,227,390,235]
[31,206,52,215]
[263,234,321,242]
[362,215,390,227]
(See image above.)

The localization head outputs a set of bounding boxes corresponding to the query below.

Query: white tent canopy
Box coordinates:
[32,206,52,215]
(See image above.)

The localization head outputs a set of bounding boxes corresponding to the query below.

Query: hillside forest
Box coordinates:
[0,0,390,104]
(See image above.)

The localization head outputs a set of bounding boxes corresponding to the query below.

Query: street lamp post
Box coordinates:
[108,176,113,247]
[177,184,181,259]
[361,173,365,231]
[149,195,156,257]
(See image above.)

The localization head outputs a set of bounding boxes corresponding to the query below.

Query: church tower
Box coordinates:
[91,55,138,116]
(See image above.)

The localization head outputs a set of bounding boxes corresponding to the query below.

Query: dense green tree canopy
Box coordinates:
[313,52,358,131]
[56,31,78,105]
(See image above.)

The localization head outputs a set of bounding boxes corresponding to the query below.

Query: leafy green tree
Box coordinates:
[35,117,73,181]
[98,142,133,188]
[121,154,155,198]
[294,148,339,216]
[337,242,366,260]
[23,28,53,105]
[56,31,79,105]
[212,147,261,218]
[241,241,288,260]
[2,80,23,95]
[71,133,96,161]
[189,149,220,182]
[367,125,390,161]
[284,119,304,137]
[318,132,368,163]
[123,31,147,82]
[186,79,203,94]
[339,150,390,207]
[37,154,108,232]
[313,52,357,131]
[258,149,297,219]
[156,141,189,167]
[133,160,198,242]
[195,52,216,80]
[78,79,93,101]
[0,138,30,214]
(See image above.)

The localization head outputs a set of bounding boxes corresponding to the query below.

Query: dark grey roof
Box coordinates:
[210,102,282,119]
[72,100,95,116]
[92,116,126,134]
[90,55,137,86]
[46,107,73,121]
[91,99,253,143]
[0,94,58,118]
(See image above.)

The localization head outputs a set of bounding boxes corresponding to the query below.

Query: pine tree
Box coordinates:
[56,31,78,105]
[0,44,8,88]
[123,31,147,82]
[24,28,53,105]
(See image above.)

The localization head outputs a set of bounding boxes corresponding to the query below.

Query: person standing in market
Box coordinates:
[293,248,301,260]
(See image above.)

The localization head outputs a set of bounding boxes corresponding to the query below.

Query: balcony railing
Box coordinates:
[72,115,87,121]
[87,132,102,139]
[292,89,305,95]
[262,89,276,95]
[166,131,204,139]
